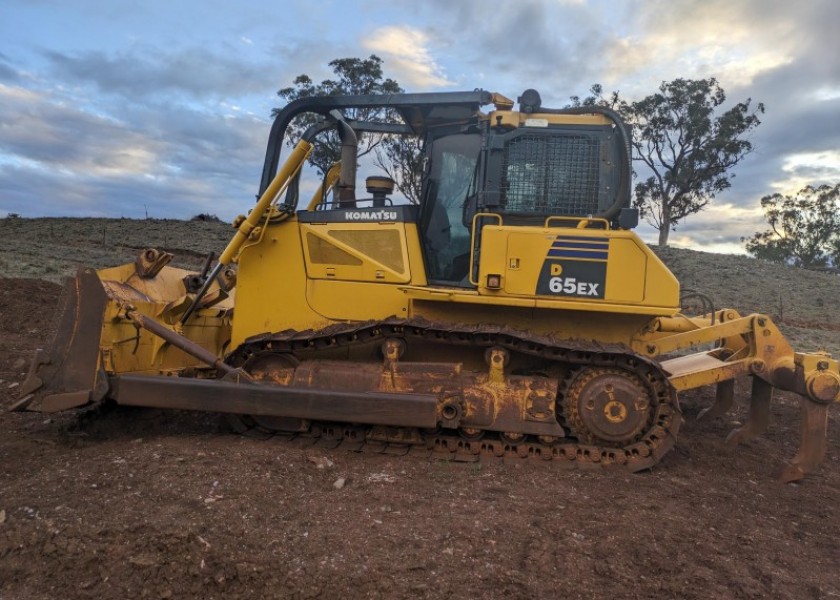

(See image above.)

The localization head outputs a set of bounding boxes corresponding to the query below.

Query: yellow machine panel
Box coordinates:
[231,218,322,347]
[306,279,410,322]
[232,215,423,347]
[477,224,679,315]
[300,222,411,283]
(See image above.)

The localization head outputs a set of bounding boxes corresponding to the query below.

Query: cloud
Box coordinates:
[612,0,840,96]
[631,200,769,254]
[363,26,453,89]
[602,32,792,95]
[775,151,840,193]
[42,46,271,101]
[383,0,609,99]
[597,0,840,252]
[0,161,237,219]
[0,83,163,176]
[0,80,269,220]
[727,59,840,200]
[0,52,20,82]
[594,1,836,99]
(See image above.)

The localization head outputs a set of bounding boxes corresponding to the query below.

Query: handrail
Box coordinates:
[468,212,503,286]
[544,215,610,229]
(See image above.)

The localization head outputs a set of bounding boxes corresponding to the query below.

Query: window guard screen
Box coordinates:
[500,134,601,216]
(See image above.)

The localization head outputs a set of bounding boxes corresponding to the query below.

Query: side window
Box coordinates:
[421,134,481,284]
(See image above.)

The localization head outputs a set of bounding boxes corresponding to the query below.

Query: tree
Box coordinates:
[573,79,764,246]
[627,79,764,246]
[275,55,424,203]
[373,135,424,204]
[832,236,840,268]
[743,183,840,268]
[568,83,621,110]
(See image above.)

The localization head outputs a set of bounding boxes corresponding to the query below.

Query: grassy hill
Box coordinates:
[0,217,232,280]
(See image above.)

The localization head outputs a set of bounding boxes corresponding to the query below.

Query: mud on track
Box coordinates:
[1,277,839,599]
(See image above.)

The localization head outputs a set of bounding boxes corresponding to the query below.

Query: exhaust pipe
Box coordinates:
[330,110,358,208]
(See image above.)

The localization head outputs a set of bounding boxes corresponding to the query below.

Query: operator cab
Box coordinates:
[418,89,632,287]
[261,88,633,290]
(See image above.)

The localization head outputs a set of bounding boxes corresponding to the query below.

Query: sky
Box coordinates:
[1,0,838,254]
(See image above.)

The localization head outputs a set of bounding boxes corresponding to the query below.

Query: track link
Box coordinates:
[227,318,682,473]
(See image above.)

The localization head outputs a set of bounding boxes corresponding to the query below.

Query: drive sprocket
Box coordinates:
[561,367,655,445]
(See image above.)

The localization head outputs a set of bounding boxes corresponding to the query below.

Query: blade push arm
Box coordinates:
[179,139,312,324]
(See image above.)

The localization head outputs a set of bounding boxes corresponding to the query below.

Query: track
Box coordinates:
[226,318,683,473]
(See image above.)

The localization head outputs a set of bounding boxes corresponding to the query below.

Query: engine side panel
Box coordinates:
[478,225,679,314]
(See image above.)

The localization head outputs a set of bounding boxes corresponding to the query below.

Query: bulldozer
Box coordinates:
[13,89,840,481]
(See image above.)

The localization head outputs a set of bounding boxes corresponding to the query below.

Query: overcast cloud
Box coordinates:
[0,0,838,253]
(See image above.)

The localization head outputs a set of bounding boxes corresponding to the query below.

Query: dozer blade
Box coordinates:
[13,268,108,413]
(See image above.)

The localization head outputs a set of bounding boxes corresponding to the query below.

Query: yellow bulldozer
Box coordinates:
[13,89,840,481]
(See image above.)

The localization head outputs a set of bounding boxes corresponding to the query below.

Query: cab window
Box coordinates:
[420,134,481,284]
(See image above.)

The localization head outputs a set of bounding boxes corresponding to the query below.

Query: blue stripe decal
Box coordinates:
[551,241,609,250]
[547,249,609,260]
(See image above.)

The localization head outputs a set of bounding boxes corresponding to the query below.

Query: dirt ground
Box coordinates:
[2,258,840,598]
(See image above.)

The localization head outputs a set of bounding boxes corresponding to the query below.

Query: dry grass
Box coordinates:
[0,217,230,281]
[2,216,838,355]
[653,246,840,354]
